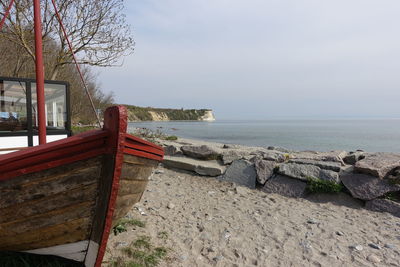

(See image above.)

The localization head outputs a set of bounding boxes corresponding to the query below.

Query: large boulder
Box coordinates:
[163,145,181,156]
[220,159,257,188]
[221,150,249,165]
[254,159,276,185]
[291,151,346,165]
[288,159,341,172]
[340,173,400,200]
[355,152,400,179]
[163,156,225,176]
[260,151,287,163]
[365,199,400,218]
[262,175,307,198]
[180,145,220,160]
[277,163,339,183]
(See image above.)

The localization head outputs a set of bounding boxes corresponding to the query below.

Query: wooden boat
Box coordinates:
[0,105,164,266]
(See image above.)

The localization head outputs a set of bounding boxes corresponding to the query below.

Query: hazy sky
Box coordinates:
[98,0,400,119]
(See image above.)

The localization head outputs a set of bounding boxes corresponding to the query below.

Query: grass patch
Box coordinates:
[113,218,146,235]
[306,177,343,194]
[109,236,168,267]
[164,135,178,141]
[384,192,400,202]
[157,231,169,240]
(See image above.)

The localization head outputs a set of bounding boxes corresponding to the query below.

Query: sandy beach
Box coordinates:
[104,165,400,267]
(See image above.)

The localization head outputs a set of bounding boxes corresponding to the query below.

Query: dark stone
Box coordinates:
[278,163,339,183]
[254,159,276,185]
[267,146,291,153]
[355,152,400,178]
[181,145,220,160]
[365,199,400,218]
[164,145,180,156]
[343,151,365,165]
[262,175,307,198]
[340,173,400,200]
[221,159,257,188]
[288,159,341,172]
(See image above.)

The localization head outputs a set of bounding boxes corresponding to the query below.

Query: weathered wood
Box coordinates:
[0,183,98,224]
[0,218,91,251]
[112,193,142,222]
[0,157,102,209]
[117,179,148,195]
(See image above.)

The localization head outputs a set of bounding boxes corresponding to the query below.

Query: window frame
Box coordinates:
[0,76,71,146]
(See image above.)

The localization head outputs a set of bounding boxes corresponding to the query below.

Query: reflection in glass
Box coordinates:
[32,83,67,130]
[0,81,28,132]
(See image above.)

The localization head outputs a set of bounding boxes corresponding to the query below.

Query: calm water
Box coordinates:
[128,119,400,152]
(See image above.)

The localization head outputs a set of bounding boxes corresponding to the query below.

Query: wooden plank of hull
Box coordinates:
[0,156,102,251]
[111,154,158,223]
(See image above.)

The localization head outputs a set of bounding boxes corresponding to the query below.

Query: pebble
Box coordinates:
[307,218,318,224]
[368,243,381,250]
[208,191,216,195]
[350,245,363,251]
[335,231,344,236]
[384,243,395,249]
[167,203,175,209]
[154,169,164,174]
[213,255,224,262]
[367,254,381,263]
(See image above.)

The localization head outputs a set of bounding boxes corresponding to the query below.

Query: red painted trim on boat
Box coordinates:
[123,147,163,161]
[94,106,127,267]
[125,133,164,151]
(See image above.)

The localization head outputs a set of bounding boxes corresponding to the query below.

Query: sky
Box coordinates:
[98,0,400,119]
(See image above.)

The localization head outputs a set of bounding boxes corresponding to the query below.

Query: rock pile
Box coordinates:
[158,138,400,218]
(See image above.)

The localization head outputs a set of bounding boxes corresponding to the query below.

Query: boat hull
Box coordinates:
[0,106,164,266]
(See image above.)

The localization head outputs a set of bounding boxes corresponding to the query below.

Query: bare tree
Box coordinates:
[0,0,134,80]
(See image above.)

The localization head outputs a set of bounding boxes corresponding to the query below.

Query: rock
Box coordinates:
[307,218,318,224]
[350,245,363,251]
[221,150,247,165]
[278,163,339,182]
[367,254,381,263]
[384,244,395,249]
[262,175,307,198]
[267,146,291,153]
[289,159,342,172]
[163,156,226,176]
[221,160,257,188]
[368,243,381,250]
[223,144,240,149]
[260,151,287,163]
[343,151,365,165]
[254,159,276,185]
[355,152,400,178]
[336,231,344,236]
[167,203,175,209]
[365,199,400,218]
[163,145,181,156]
[181,145,220,160]
[340,173,400,200]
[292,151,347,165]
[154,169,164,174]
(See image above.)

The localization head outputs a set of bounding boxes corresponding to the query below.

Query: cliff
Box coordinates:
[124,105,216,122]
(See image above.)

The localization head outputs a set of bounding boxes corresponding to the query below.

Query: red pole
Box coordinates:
[33,0,46,144]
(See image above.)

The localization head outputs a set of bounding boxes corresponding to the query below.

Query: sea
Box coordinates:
[128,119,400,153]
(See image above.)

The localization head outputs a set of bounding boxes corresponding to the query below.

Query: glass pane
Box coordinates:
[0,81,28,132]
[32,83,67,130]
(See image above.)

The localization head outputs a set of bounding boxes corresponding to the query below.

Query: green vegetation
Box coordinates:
[306,177,344,194]
[164,135,178,141]
[157,231,169,240]
[384,192,400,202]
[108,236,168,267]
[113,218,146,235]
[125,105,210,121]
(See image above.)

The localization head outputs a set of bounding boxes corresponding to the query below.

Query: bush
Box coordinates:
[306,177,343,194]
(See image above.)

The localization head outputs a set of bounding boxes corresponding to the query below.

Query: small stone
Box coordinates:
[336,231,344,236]
[115,241,128,248]
[307,218,318,224]
[367,254,381,263]
[208,191,216,195]
[154,169,164,174]
[213,255,224,262]
[167,203,175,209]
[350,245,363,251]
[384,244,395,249]
[368,243,381,250]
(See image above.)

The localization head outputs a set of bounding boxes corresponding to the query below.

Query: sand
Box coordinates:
[104,166,400,267]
